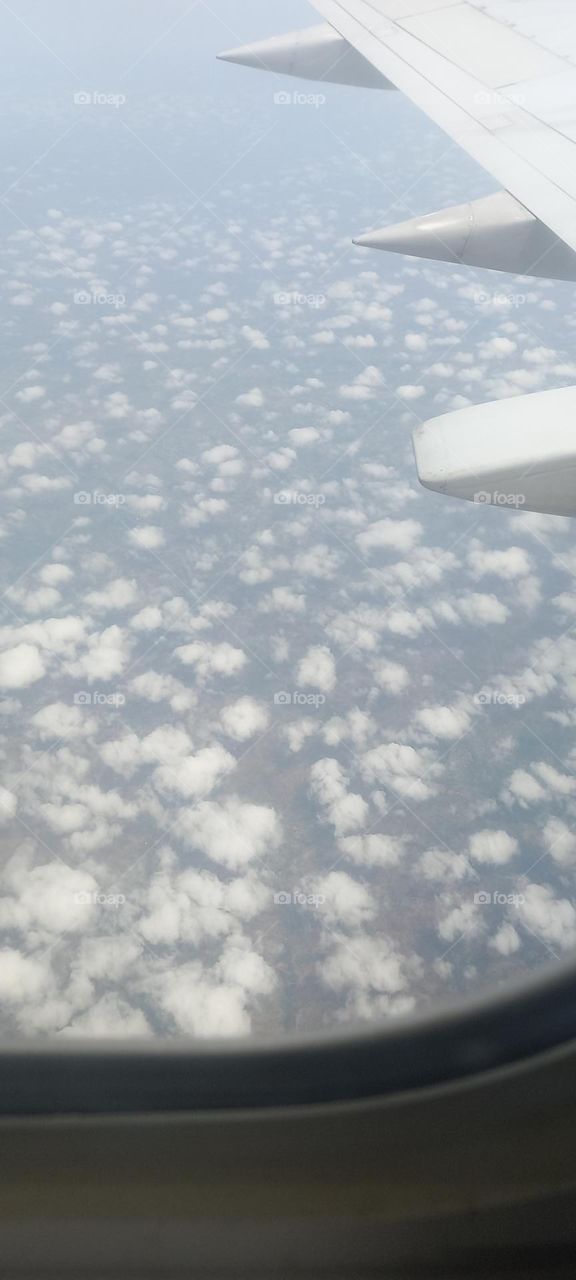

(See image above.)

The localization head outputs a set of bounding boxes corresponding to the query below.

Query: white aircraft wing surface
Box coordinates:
[220,2,576,513]
[307,0,576,255]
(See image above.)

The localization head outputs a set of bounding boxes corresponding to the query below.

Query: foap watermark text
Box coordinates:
[75,891,126,908]
[274,490,326,509]
[274,890,326,908]
[473,290,527,309]
[74,290,126,308]
[475,690,526,709]
[74,491,126,507]
[274,691,326,708]
[474,491,526,508]
[74,691,125,708]
[74,91,126,108]
[274,291,326,308]
[273,91,325,108]
[474,891,525,907]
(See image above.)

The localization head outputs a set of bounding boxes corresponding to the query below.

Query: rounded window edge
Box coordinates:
[1,954,576,1117]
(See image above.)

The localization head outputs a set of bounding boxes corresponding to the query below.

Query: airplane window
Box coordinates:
[1,0,575,1051]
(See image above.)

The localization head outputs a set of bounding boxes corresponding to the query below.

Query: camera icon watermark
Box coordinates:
[274,691,326,709]
[473,290,527,309]
[474,890,525,906]
[473,491,526,508]
[273,491,326,508]
[475,690,526,709]
[273,91,326,108]
[73,491,127,507]
[273,890,326,908]
[73,691,126,708]
[74,890,126,908]
[73,91,126,108]
[474,89,526,108]
[273,291,326,308]
[73,290,126,308]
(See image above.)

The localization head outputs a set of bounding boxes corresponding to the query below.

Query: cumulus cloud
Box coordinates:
[175,641,247,680]
[340,366,383,400]
[310,871,375,928]
[469,829,518,865]
[67,625,132,682]
[63,996,150,1039]
[0,860,99,937]
[458,594,509,625]
[0,787,17,823]
[175,796,281,870]
[236,387,264,408]
[515,883,576,951]
[360,742,442,802]
[415,704,471,740]
[140,864,268,947]
[319,934,415,1021]
[154,744,236,801]
[297,645,337,693]
[542,818,576,866]
[395,384,425,400]
[338,833,405,867]
[357,518,422,555]
[85,578,139,611]
[309,758,369,836]
[419,849,471,882]
[0,950,51,1004]
[220,696,270,742]
[490,923,521,956]
[467,541,532,580]
[130,670,195,712]
[374,661,410,695]
[502,769,547,807]
[0,643,45,688]
[128,526,165,550]
[152,939,276,1038]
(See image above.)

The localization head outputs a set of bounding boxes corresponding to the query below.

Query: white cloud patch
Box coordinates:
[175,796,281,870]
[220,696,270,742]
[0,643,45,688]
[515,883,576,951]
[309,758,369,837]
[415,704,471,740]
[128,525,165,550]
[469,829,518,865]
[154,744,236,801]
[357,518,422,555]
[360,742,442,803]
[175,641,247,680]
[297,645,337,693]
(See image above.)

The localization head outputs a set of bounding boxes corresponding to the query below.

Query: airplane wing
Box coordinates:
[220,3,576,282]
[219,3,576,515]
[307,1,576,256]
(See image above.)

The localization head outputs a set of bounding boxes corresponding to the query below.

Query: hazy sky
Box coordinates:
[1,1,313,90]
